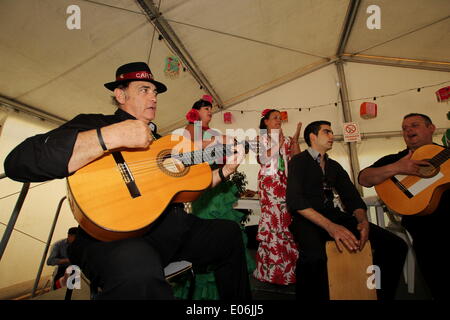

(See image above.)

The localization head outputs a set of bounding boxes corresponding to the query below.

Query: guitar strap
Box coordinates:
[109,125,160,198]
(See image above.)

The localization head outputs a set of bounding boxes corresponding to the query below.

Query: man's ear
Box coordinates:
[429,123,436,134]
[114,88,127,104]
[309,132,316,145]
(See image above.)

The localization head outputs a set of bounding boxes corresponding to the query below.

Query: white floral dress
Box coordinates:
[253,135,299,285]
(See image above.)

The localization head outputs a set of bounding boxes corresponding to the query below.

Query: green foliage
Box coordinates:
[230,171,248,195]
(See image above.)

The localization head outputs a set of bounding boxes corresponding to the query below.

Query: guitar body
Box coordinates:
[375,144,450,215]
[67,135,212,241]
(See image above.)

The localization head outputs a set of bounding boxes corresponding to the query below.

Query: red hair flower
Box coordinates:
[202,95,213,104]
[261,108,272,118]
[186,108,200,122]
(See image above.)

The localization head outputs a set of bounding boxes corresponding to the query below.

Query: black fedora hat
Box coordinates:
[104,62,167,93]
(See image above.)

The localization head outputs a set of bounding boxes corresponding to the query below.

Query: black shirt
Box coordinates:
[3,109,191,265]
[364,146,450,231]
[287,150,367,216]
[4,109,152,182]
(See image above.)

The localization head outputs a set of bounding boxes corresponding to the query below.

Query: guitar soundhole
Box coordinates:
[157,150,189,177]
[418,160,439,178]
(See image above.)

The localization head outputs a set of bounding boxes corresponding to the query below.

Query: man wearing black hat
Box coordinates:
[4,62,251,300]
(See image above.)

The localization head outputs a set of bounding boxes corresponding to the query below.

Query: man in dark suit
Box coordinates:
[287,120,407,300]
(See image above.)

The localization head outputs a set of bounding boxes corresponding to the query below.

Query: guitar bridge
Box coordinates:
[118,163,133,183]
[112,151,141,198]
[390,176,414,199]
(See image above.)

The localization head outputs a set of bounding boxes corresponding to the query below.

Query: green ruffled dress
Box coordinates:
[172,181,256,300]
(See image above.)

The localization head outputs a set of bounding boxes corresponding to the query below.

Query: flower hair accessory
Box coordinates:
[186,108,200,123]
[202,95,213,104]
[261,108,272,118]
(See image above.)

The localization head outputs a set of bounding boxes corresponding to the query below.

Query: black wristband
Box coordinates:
[218,167,229,182]
[96,127,108,151]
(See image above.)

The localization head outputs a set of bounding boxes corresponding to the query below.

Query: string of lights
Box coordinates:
[223,80,450,114]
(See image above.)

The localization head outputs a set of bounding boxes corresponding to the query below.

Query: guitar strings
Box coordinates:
[126,147,250,169]
[87,140,261,177]
[76,145,260,179]
[124,152,213,169]
[128,157,223,176]
[124,140,260,169]
[125,149,245,176]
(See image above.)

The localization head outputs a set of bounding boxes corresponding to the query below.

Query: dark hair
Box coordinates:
[192,98,212,110]
[68,227,78,235]
[403,113,433,126]
[259,109,280,130]
[303,120,331,146]
[111,82,131,107]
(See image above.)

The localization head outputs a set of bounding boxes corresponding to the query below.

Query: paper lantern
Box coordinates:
[360,102,377,119]
[280,111,288,122]
[435,86,450,102]
[223,112,232,124]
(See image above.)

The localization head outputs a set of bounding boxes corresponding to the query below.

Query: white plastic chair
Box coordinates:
[363,196,415,294]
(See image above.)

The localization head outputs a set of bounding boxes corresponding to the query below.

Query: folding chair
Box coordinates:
[363,196,415,294]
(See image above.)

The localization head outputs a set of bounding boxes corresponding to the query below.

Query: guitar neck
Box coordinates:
[429,148,450,167]
[173,140,259,166]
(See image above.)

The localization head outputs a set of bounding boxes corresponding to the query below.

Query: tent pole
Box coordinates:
[341,54,450,73]
[0,95,66,126]
[336,0,361,56]
[335,0,363,194]
[335,60,363,195]
[136,0,223,108]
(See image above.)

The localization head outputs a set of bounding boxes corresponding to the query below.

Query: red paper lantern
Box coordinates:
[360,102,377,119]
[223,112,232,124]
[436,86,450,102]
[280,111,288,122]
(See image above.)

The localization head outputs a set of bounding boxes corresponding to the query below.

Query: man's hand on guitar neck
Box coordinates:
[211,143,245,188]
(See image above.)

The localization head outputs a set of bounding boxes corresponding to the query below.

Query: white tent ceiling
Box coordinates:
[0,0,449,132]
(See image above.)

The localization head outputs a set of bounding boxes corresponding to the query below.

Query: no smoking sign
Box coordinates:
[343,122,361,142]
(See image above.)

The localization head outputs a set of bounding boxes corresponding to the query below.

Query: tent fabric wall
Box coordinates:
[0,0,449,296]
[209,62,449,192]
[0,113,77,292]
[1,0,448,131]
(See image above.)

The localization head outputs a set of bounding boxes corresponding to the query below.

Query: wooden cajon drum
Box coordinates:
[326,240,377,300]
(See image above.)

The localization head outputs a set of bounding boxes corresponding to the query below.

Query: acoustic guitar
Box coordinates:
[375,144,449,216]
[67,134,256,241]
